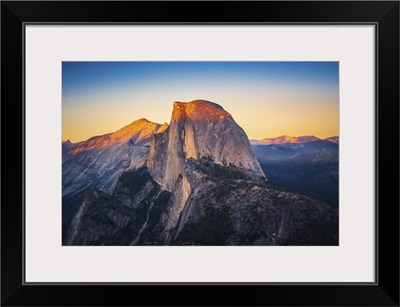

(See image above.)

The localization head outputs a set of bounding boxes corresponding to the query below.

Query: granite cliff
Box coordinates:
[62,100,338,245]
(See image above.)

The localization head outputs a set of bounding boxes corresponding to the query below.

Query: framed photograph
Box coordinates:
[1,1,399,306]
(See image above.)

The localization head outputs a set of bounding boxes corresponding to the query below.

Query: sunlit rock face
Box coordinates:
[147,100,266,190]
[62,118,167,196]
[69,118,168,154]
[145,100,266,232]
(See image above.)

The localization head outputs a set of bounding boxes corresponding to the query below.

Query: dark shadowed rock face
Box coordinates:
[63,162,338,246]
[63,167,172,245]
[252,141,339,207]
[64,188,137,245]
[173,179,338,246]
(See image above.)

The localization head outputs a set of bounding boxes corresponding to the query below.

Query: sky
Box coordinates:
[62,62,339,143]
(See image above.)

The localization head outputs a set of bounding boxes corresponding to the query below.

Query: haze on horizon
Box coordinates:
[62,62,339,143]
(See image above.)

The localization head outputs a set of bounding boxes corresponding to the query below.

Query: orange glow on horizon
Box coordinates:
[63,96,338,143]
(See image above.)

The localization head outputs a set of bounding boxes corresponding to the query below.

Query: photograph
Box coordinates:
[3,0,398,304]
[62,61,339,246]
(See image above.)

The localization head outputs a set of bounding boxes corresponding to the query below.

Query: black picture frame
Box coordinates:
[1,1,399,306]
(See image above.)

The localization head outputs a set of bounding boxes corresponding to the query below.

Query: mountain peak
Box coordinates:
[113,118,165,139]
[135,118,149,123]
[172,100,230,121]
[69,118,167,155]
[148,99,265,191]
[173,99,224,109]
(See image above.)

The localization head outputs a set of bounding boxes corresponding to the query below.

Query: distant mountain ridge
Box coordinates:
[250,135,339,145]
[324,136,339,144]
[252,139,339,207]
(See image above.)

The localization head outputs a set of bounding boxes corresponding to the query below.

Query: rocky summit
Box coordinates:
[62,118,167,196]
[62,100,338,246]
